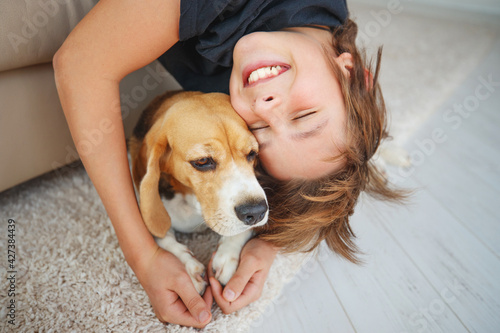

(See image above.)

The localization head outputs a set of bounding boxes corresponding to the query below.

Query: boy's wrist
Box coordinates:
[126,235,157,269]
[112,215,158,275]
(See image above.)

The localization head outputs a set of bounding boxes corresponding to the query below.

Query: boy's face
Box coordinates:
[229,27,351,180]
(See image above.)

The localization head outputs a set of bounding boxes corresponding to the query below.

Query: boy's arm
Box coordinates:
[53,0,212,327]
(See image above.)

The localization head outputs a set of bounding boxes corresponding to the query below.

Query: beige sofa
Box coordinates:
[0,0,181,192]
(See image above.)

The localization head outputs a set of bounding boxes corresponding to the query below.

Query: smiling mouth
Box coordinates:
[244,64,290,87]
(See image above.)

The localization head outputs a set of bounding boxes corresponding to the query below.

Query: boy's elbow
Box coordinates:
[53,45,73,85]
[52,47,64,73]
[53,43,91,92]
[53,40,90,83]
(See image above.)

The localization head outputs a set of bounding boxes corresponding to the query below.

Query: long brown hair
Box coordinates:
[256,19,406,263]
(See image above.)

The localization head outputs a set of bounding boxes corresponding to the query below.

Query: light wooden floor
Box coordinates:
[251,4,500,333]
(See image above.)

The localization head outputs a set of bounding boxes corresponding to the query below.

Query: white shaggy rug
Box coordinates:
[0,163,310,332]
[1,2,498,332]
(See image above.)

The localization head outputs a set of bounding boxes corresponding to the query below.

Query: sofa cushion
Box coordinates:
[0,0,98,72]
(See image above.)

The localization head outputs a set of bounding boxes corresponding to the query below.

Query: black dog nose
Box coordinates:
[235,200,268,226]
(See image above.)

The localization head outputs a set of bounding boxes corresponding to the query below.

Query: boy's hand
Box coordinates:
[208,238,278,314]
[135,246,213,328]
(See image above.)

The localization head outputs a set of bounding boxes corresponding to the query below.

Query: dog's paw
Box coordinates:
[185,258,207,295]
[212,247,240,286]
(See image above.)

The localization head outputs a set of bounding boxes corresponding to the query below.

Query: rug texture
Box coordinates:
[0,2,497,332]
[0,163,310,332]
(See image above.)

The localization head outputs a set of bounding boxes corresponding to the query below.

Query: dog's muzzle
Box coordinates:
[234,199,268,226]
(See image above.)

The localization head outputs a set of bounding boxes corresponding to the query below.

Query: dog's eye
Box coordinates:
[190,157,216,171]
[247,150,257,162]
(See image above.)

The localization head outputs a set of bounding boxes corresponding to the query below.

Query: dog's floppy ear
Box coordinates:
[139,120,171,238]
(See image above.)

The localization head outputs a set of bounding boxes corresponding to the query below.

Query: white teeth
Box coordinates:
[257,68,267,79]
[248,65,284,84]
[249,71,259,83]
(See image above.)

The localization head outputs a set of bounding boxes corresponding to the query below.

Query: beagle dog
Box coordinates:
[128,91,268,294]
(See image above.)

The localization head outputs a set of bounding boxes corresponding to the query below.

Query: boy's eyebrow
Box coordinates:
[291,119,328,141]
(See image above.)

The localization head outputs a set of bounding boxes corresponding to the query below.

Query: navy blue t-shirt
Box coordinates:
[158,0,348,93]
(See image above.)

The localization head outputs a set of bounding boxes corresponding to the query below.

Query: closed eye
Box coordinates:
[249,111,316,131]
[249,125,269,132]
[292,111,317,121]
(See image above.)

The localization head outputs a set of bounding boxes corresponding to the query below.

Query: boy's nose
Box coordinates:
[251,92,288,132]
[254,94,282,112]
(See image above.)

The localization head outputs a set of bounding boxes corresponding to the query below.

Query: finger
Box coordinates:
[207,253,238,303]
[222,258,259,302]
[203,284,214,307]
[209,276,232,312]
[155,296,203,327]
[209,275,262,314]
[209,276,223,296]
[229,274,263,308]
[207,252,216,279]
[176,278,212,326]
[209,275,235,311]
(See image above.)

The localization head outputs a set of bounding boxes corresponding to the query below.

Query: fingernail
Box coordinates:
[224,288,235,302]
[199,310,210,323]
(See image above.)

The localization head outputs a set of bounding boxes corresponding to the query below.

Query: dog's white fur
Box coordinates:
[159,193,259,293]
[211,161,268,236]
[158,173,267,293]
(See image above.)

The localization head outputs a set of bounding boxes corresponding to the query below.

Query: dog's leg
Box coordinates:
[155,230,207,294]
[212,230,253,286]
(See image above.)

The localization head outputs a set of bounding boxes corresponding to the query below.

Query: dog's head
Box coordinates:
[137,92,268,237]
